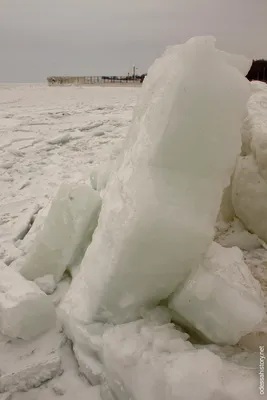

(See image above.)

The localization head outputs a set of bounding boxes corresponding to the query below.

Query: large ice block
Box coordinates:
[20,183,101,282]
[64,37,250,327]
[232,155,267,243]
[169,242,265,345]
[0,267,56,340]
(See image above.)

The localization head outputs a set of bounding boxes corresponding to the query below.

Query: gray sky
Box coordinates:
[0,0,267,82]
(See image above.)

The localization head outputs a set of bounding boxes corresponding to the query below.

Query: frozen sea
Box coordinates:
[0,83,266,400]
[0,84,139,264]
[0,84,139,400]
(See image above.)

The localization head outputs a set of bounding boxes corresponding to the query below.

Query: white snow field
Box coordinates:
[0,35,267,400]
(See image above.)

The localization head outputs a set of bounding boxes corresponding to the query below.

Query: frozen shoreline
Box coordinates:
[0,80,266,399]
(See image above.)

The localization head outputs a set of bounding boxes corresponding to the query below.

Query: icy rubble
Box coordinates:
[169,242,265,344]
[63,36,251,328]
[62,309,262,400]
[0,267,56,340]
[102,333,260,400]
[20,183,101,282]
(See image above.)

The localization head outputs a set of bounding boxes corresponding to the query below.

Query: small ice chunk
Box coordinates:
[35,274,57,294]
[52,382,66,396]
[169,242,265,345]
[216,218,261,251]
[0,353,61,393]
[4,244,23,266]
[47,133,71,145]
[20,183,101,282]
[0,267,56,340]
[13,203,41,242]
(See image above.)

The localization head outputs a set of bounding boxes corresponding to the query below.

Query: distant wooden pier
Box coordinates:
[47,75,146,87]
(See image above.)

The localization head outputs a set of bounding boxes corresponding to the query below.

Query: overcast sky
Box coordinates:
[0,0,267,82]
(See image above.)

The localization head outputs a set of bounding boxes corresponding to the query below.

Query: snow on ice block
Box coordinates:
[0,329,63,393]
[66,36,251,326]
[232,155,267,243]
[0,267,56,340]
[101,316,261,400]
[169,242,265,345]
[0,354,60,394]
[20,183,101,282]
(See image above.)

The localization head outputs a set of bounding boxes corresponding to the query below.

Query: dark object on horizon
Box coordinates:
[140,74,146,83]
[246,60,267,83]
[101,73,147,83]
[47,73,147,86]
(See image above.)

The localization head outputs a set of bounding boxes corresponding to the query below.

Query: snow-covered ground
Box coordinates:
[0,84,138,264]
[0,84,139,400]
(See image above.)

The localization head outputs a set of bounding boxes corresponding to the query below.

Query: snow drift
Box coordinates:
[62,36,251,330]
